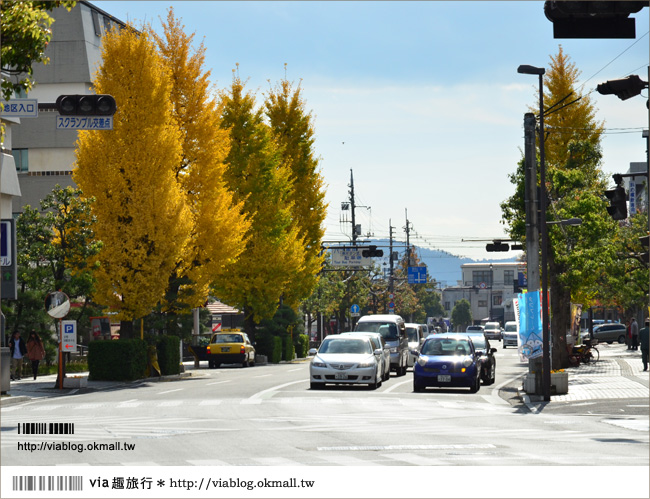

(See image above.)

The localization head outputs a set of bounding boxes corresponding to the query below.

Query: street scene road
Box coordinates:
[3,343,647,468]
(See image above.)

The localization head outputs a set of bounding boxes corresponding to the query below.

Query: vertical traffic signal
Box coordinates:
[55,94,116,116]
[604,186,627,220]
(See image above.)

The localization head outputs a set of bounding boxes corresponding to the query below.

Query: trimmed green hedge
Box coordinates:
[156,335,180,375]
[88,339,147,381]
[282,335,295,361]
[294,334,309,358]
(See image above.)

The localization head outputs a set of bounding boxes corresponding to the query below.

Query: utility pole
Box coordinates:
[348,169,358,245]
[404,209,412,265]
[389,220,395,294]
[524,112,540,292]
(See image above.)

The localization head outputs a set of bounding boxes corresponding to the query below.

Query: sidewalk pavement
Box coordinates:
[516,342,649,411]
[2,346,648,408]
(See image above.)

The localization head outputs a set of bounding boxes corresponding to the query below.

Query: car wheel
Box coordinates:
[413,379,424,392]
[214,363,221,369]
[469,372,480,393]
[310,382,321,390]
[208,360,214,369]
[486,363,496,385]
[617,335,625,344]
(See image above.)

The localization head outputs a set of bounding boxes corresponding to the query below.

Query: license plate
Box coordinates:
[335,373,348,380]
[437,375,451,382]
[221,347,230,352]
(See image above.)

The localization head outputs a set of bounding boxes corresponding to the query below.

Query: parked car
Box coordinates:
[412,334,482,393]
[590,323,627,344]
[308,335,383,390]
[405,323,426,367]
[463,332,496,385]
[466,325,484,333]
[207,332,256,368]
[354,314,409,376]
[502,321,519,349]
[341,332,391,381]
[483,322,503,341]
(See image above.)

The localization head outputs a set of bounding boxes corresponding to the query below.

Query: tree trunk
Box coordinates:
[548,252,570,369]
[119,320,134,339]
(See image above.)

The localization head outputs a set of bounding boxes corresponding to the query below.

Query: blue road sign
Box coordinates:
[350,304,360,314]
[408,266,427,284]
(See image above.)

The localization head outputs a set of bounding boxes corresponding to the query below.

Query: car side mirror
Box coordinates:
[491,348,497,354]
[413,351,419,357]
[308,348,318,356]
[373,348,383,356]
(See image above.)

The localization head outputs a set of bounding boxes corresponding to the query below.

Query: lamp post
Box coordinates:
[518,64,551,402]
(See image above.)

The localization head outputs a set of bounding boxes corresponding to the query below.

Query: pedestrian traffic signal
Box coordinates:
[362,245,384,258]
[604,186,627,220]
[486,242,509,252]
[55,94,116,116]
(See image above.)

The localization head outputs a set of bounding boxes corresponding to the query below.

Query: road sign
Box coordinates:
[1,99,38,118]
[408,266,427,284]
[330,247,372,267]
[212,322,222,332]
[61,320,77,353]
[56,116,113,130]
[350,304,360,317]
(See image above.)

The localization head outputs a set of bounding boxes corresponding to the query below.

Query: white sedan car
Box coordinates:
[308,335,383,390]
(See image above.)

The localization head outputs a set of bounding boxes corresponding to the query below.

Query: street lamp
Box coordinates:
[518,64,552,402]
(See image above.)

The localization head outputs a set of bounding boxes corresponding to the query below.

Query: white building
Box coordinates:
[442,261,525,329]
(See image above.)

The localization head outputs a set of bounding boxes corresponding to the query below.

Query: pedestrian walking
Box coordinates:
[26,330,46,380]
[640,318,649,372]
[630,318,639,351]
[627,318,633,349]
[9,331,27,381]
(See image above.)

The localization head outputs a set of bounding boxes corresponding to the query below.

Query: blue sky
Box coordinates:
[94,1,649,260]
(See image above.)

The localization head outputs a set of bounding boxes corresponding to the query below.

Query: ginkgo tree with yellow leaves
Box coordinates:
[215,73,307,332]
[74,26,189,337]
[153,10,249,318]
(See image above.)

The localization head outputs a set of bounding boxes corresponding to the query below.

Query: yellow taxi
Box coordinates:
[206,331,256,368]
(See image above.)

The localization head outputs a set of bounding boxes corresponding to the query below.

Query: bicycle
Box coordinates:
[569,338,599,366]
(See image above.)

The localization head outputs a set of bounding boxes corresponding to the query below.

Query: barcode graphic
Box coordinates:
[17,423,75,435]
[12,475,83,491]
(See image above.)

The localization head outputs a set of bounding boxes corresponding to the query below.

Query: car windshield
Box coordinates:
[505,324,517,332]
[466,335,486,349]
[406,327,419,342]
[422,338,471,356]
[319,338,372,355]
[214,334,243,343]
[356,322,399,340]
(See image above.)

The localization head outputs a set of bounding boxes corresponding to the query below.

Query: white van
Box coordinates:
[405,323,425,367]
[503,321,518,348]
[355,314,409,376]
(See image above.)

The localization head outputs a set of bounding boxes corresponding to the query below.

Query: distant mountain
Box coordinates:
[357,239,517,288]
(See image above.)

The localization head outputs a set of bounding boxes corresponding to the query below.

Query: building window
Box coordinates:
[478,300,488,308]
[504,270,514,286]
[12,149,28,172]
[493,295,503,306]
[472,270,492,287]
[91,10,102,36]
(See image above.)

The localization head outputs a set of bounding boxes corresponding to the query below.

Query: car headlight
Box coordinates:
[463,356,473,367]
[311,358,327,368]
[357,359,376,368]
[417,355,429,367]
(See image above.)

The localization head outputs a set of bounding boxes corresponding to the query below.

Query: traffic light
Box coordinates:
[597,75,648,101]
[486,242,509,252]
[604,186,627,220]
[544,1,647,38]
[641,235,649,265]
[362,245,384,258]
[55,94,116,116]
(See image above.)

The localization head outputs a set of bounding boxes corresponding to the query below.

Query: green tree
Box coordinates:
[74,25,189,336]
[2,185,102,358]
[500,46,641,368]
[265,75,327,308]
[451,299,472,332]
[0,1,75,101]
[215,73,305,332]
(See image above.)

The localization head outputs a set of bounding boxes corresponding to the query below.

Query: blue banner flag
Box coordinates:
[517,291,543,361]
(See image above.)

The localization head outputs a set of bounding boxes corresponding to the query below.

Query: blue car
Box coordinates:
[413,334,482,393]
